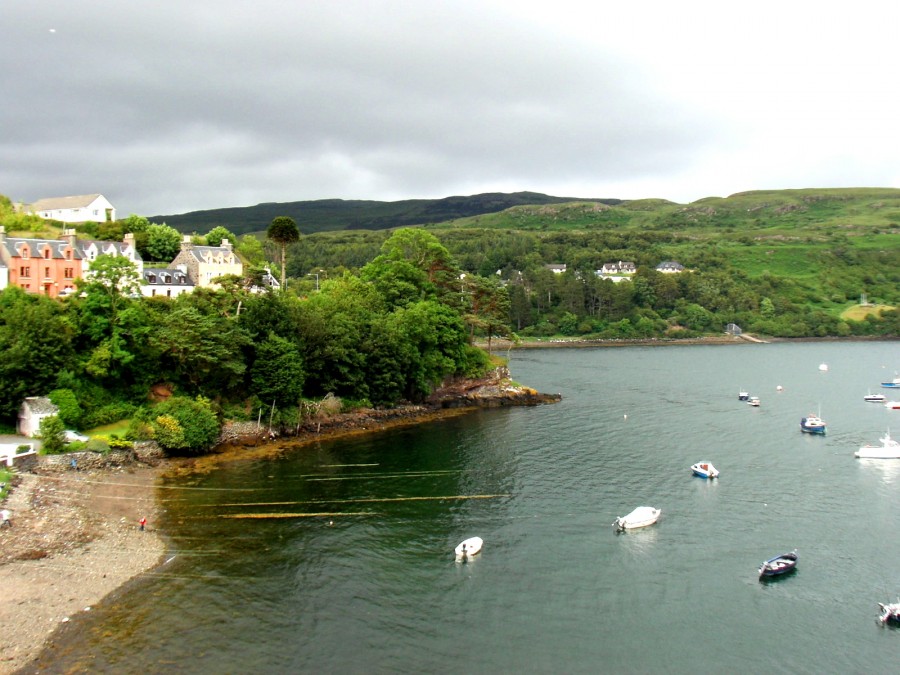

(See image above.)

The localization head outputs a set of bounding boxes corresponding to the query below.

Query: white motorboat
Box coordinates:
[886,401,900,410]
[455,536,483,560]
[855,431,900,459]
[738,390,749,401]
[747,396,760,407]
[613,506,661,532]
[881,375,900,389]
[691,462,719,479]
[864,392,886,402]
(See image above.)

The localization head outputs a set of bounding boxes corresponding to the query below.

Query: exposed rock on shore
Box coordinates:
[426,367,561,408]
[217,368,561,447]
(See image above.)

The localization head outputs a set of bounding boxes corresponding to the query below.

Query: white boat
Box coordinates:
[881,375,900,389]
[613,506,661,532]
[886,401,900,410]
[855,431,900,459]
[455,536,483,560]
[738,390,749,401]
[747,396,760,407]
[691,462,719,479]
[864,392,887,402]
[819,363,829,371]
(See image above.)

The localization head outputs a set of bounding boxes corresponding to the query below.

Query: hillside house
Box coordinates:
[168,236,242,289]
[656,261,685,274]
[17,397,59,438]
[141,267,194,298]
[599,261,636,275]
[545,264,567,274]
[28,194,116,223]
[0,227,142,298]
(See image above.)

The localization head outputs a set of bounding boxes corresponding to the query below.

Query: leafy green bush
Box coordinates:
[0,468,10,499]
[140,396,221,455]
[82,402,137,428]
[458,344,493,379]
[92,435,132,450]
[38,415,67,454]
[85,438,111,454]
[48,388,82,428]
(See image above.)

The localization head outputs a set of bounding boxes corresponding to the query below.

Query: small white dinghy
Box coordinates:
[691,462,719,479]
[613,506,661,532]
[455,536,483,560]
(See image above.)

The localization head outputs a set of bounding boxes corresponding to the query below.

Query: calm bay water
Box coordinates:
[40,341,900,674]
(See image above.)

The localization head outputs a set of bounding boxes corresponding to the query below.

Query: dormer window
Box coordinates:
[43,248,50,259]
[20,247,29,259]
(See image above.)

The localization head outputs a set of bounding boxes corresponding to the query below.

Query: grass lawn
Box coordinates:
[840,304,895,321]
[86,420,130,437]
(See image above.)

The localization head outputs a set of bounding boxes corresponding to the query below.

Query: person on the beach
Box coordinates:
[139,517,147,531]
[1,508,11,528]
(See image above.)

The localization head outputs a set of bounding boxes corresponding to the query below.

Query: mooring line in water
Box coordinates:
[302,470,464,481]
[317,463,380,468]
[212,494,510,507]
[220,511,376,519]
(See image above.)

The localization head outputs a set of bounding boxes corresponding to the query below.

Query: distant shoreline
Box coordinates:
[479,335,898,350]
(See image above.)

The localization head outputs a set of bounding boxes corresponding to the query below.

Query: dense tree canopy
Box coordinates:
[0,215,895,443]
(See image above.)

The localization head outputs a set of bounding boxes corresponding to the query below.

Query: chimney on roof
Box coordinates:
[123,232,135,247]
[62,228,77,248]
[181,235,193,251]
[0,225,5,247]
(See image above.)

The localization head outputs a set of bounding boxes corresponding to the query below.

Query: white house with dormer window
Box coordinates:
[141,267,194,298]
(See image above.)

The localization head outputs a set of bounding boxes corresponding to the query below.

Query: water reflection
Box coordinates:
[856,458,900,483]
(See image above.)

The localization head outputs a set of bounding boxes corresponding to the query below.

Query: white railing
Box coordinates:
[0,443,37,467]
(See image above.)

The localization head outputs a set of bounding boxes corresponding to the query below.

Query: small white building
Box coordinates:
[29,194,116,223]
[17,397,59,438]
[545,264,567,274]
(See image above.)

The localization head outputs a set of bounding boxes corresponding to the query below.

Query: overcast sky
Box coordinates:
[3,1,900,217]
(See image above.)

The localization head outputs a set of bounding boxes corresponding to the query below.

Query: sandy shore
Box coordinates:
[0,465,165,675]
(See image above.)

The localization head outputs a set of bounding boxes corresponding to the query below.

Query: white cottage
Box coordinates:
[29,194,116,223]
[17,397,59,438]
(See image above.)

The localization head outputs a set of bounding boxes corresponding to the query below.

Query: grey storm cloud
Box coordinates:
[7,0,853,216]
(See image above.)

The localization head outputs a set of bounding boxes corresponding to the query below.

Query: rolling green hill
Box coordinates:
[151,191,621,235]
[152,187,900,243]
[431,187,900,235]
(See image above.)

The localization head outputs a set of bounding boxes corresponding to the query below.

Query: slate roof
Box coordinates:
[22,396,58,415]
[5,237,77,260]
[143,268,193,286]
[29,194,103,211]
[184,245,236,261]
